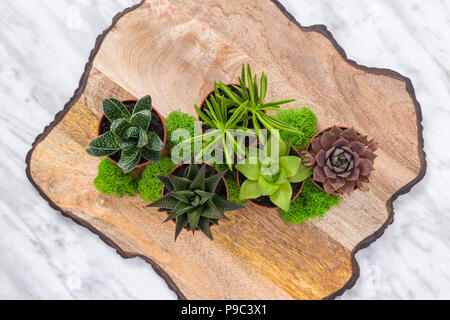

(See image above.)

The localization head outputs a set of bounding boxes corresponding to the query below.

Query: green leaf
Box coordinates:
[146,132,163,151]
[126,127,139,139]
[157,175,174,191]
[169,175,192,190]
[188,207,202,230]
[103,98,131,122]
[185,164,199,180]
[258,176,279,196]
[130,110,151,131]
[141,147,160,163]
[269,181,292,211]
[212,195,245,212]
[110,119,132,137]
[190,165,206,191]
[235,157,260,181]
[170,190,195,204]
[204,171,227,193]
[163,204,194,223]
[240,179,262,200]
[288,163,313,183]
[175,215,188,241]
[198,217,213,240]
[119,138,137,151]
[133,95,152,114]
[194,190,216,205]
[147,194,178,209]
[86,132,120,157]
[137,128,148,148]
[279,156,301,177]
[118,148,141,173]
[201,199,228,219]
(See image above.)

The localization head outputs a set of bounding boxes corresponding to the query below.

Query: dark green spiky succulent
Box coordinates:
[86,96,163,173]
[147,164,244,241]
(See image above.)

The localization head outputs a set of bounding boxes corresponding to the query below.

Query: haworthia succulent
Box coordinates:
[147,164,244,241]
[86,95,164,173]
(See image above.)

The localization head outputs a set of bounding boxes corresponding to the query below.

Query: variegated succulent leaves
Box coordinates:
[147,164,244,241]
[304,126,378,195]
[86,96,163,173]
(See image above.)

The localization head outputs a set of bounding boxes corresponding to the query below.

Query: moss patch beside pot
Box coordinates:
[138,157,177,202]
[274,107,318,149]
[94,158,139,197]
[280,179,340,224]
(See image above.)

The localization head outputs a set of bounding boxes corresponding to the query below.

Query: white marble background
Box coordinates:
[0,0,448,300]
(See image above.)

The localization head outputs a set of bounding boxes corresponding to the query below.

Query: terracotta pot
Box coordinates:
[236,146,305,209]
[306,126,359,194]
[97,99,167,168]
[162,162,229,228]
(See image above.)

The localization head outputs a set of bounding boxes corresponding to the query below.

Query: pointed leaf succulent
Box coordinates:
[86,96,164,173]
[147,164,244,241]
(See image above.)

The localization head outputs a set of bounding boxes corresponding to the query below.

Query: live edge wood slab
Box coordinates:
[26,0,426,300]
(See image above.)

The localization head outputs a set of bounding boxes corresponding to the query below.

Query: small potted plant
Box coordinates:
[147,162,244,240]
[302,126,378,194]
[236,135,312,211]
[86,95,166,173]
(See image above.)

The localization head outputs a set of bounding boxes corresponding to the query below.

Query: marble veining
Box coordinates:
[0,0,448,299]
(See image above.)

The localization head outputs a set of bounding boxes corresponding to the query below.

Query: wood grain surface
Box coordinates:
[26,0,426,300]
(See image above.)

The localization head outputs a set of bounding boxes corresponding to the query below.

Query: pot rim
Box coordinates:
[306,125,360,194]
[162,161,230,228]
[97,99,167,168]
[235,146,305,210]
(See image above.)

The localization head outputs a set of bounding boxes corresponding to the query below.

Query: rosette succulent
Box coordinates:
[147,164,244,241]
[236,136,312,211]
[306,126,378,194]
[86,96,164,173]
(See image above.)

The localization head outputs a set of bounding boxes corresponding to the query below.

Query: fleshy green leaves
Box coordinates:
[147,164,244,241]
[237,139,309,210]
[118,148,141,173]
[86,95,164,173]
[103,98,130,122]
[86,132,120,157]
[269,182,292,212]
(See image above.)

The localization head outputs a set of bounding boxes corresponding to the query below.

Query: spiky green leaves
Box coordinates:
[86,96,164,173]
[236,136,312,211]
[147,164,244,241]
[216,64,300,144]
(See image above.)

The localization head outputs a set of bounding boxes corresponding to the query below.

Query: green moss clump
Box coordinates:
[94,158,139,197]
[274,107,318,149]
[138,157,177,202]
[225,174,247,205]
[165,110,196,146]
[281,180,340,224]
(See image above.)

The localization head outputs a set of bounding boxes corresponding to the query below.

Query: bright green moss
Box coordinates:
[165,110,196,146]
[94,158,139,197]
[138,157,177,202]
[281,179,341,224]
[274,107,318,149]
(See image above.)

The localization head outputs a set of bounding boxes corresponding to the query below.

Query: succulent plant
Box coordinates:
[86,96,163,173]
[305,126,378,194]
[147,164,244,241]
[236,136,312,211]
[216,64,301,144]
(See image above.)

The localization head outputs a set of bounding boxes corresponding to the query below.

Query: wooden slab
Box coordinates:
[26,0,426,300]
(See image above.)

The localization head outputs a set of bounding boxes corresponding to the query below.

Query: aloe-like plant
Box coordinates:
[236,136,312,211]
[217,64,300,144]
[147,164,244,240]
[186,94,255,170]
[86,96,163,173]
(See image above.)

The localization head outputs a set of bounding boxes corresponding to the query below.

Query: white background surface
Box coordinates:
[0,0,448,299]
